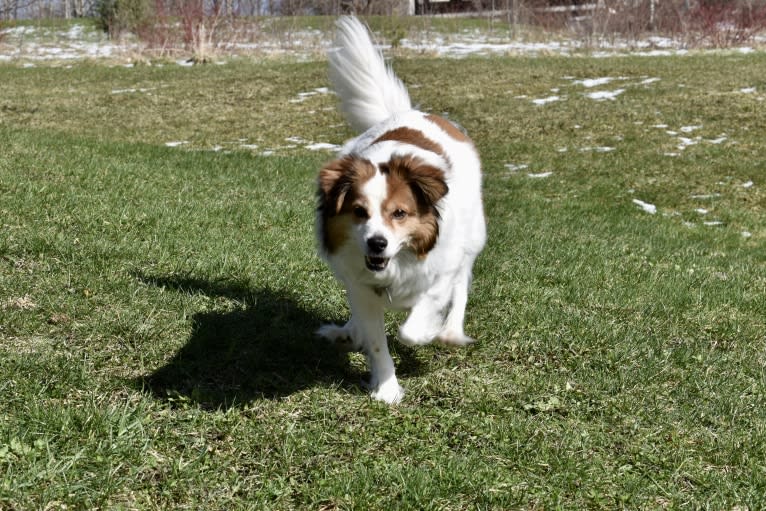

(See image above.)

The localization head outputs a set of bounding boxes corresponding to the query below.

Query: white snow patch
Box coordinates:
[527,171,553,178]
[504,163,529,172]
[573,77,614,88]
[680,125,703,133]
[739,87,757,94]
[532,95,561,106]
[677,136,701,150]
[692,193,721,200]
[707,136,728,144]
[639,77,661,85]
[111,87,153,94]
[306,142,341,151]
[289,87,332,103]
[695,208,709,214]
[633,199,657,214]
[580,146,616,153]
[165,141,188,147]
[585,89,625,101]
[704,221,723,226]
[742,231,752,238]
[742,180,754,188]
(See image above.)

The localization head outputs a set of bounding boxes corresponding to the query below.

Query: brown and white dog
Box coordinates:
[316,17,486,404]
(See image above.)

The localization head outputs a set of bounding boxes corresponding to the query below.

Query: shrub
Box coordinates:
[95,0,154,38]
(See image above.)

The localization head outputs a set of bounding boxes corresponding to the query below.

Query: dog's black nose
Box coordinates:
[367,236,388,254]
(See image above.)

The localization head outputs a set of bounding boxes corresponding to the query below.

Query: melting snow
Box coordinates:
[306,142,341,151]
[528,171,553,178]
[532,96,561,106]
[585,89,625,101]
[633,199,657,214]
[573,77,615,88]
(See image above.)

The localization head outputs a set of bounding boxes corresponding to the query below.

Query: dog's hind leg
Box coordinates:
[437,263,476,347]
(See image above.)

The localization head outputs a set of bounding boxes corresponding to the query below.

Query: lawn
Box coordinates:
[1,43,766,509]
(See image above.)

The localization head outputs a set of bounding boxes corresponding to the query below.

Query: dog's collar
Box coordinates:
[372,286,392,303]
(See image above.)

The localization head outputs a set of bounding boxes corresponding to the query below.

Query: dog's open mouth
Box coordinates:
[365,256,390,272]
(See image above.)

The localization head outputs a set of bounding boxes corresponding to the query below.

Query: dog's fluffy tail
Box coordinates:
[328,16,412,134]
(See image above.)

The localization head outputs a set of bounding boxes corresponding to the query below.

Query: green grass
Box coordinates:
[1,49,766,509]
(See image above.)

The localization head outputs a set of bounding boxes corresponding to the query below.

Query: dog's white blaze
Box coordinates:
[359,171,394,252]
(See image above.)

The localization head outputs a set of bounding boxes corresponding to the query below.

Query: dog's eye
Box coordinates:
[392,209,407,220]
[353,206,369,219]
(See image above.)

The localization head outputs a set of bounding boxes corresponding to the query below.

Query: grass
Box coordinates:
[1,46,766,509]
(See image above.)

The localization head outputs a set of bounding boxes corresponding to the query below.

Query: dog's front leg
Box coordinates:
[347,286,405,405]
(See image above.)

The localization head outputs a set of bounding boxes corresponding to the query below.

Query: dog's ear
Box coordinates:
[382,156,448,212]
[318,157,376,216]
[318,158,352,215]
[407,162,449,210]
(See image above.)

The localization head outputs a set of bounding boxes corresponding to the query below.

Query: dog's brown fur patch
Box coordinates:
[425,114,472,144]
[373,127,445,157]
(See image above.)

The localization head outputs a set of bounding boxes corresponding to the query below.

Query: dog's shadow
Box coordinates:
[135,273,422,408]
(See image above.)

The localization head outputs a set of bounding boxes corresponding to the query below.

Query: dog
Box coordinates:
[316,17,486,404]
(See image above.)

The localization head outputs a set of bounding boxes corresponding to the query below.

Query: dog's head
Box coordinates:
[317,154,448,272]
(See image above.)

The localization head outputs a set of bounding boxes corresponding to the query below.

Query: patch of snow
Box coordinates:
[585,89,625,101]
[707,136,728,144]
[691,193,721,200]
[742,231,752,238]
[306,142,341,151]
[504,163,529,172]
[704,220,723,226]
[680,125,703,133]
[573,77,614,88]
[580,146,616,153]
[639,77,661,85]
[677,136,701,150]
[111,87,154,94]
[528,171,553,178]
[739,87,757,94]
[165,141,188,147]
[742,180,754,188]
[633,199,657,214]
[532,95,561,106]
[695,208,709,214]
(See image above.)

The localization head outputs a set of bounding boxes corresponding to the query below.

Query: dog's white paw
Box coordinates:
[437,330,476,347]
[316,323,361,352]
[397,323,434,347]
[371,379,405,405]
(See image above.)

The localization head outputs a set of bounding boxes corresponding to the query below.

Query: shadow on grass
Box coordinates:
[134,273,423,409]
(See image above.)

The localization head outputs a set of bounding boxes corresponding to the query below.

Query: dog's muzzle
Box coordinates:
[365,256,390,272]
[365,235,389,272]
